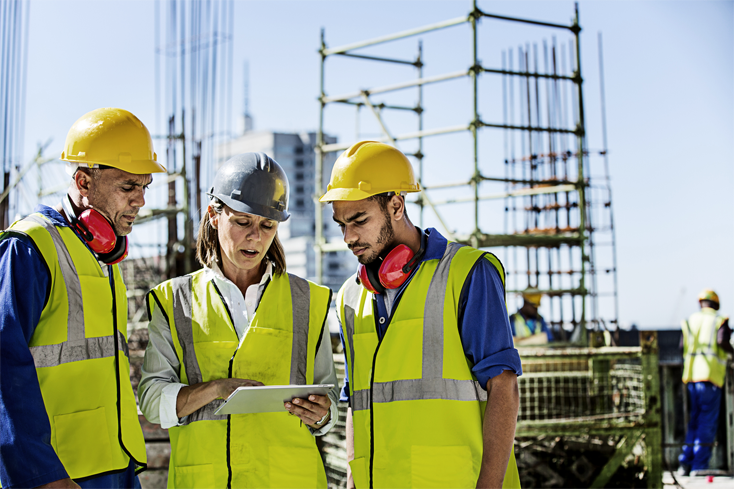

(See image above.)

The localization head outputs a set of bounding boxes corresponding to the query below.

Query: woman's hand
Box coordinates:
[214,378,264,400]
[177,378,263,418]
[284,394,332,429]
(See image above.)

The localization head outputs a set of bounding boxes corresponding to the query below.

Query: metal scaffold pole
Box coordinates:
[315,28,326,285]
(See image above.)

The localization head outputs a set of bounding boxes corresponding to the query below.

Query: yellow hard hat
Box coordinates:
[61,108,166,174]
[319,141,420,202]
[698,289,719,305]
[522,288,542,306]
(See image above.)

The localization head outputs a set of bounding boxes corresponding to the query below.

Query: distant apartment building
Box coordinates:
[216,130,357,296]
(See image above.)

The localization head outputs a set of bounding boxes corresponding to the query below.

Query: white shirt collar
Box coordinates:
[208,259,273,287]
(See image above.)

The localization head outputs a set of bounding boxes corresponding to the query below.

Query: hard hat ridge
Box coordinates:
[698,289,719,305]
[320,141,420,202]
[208,152,290,222]
[60,107,166,175]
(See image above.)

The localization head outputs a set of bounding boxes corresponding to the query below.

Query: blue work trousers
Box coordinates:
[679,381,722,471]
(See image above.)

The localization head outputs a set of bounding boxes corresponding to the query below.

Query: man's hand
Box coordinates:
[36,478,81,489]
[284,394,331,428]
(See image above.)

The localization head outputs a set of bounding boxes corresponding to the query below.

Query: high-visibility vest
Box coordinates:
[510,312,542,338]
[338,242,521,488]
[2,213,146,479]
[149,269,331,489]
[681,308,729,388]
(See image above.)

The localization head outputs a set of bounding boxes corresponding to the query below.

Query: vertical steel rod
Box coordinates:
[315,28,326,285]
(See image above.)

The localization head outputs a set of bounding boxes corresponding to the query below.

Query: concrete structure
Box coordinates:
[217,130,357,306]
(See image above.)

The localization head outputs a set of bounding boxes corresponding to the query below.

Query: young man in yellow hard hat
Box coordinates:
[677,289,732,476]
[0,108,166,488]
[510,288,554,345]
[321,141,521,488]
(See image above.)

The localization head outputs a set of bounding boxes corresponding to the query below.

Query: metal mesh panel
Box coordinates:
[519,354,645,424]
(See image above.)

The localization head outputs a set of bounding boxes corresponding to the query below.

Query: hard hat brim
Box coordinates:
[319,187,381,203]
[62,157,167,174]
[209,193,290,223]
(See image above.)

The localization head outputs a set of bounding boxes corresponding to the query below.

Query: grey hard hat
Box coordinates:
[207,152,290,222]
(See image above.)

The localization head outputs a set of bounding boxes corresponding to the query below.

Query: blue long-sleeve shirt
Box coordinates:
[340,227,522,402]
[0,205,138,488]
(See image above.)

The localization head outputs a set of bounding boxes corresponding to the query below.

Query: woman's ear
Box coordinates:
[208,206,219,229]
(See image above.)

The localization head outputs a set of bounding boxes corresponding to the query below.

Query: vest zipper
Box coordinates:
[367,281,412,489]
[214,280,239,489]
[109,268,146,474]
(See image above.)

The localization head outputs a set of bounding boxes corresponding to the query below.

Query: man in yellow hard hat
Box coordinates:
[677,289,732,476]
[321,141,521,488]
[510,288,554,345]
[0,108,166,488]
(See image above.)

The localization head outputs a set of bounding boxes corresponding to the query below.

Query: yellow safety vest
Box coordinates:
[2,213,146,479]
[510,312,542,338]
[682,308,729,388]
[148,269,331,489]
[338,242,521,488]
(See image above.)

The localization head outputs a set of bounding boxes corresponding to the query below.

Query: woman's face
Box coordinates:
[209,205,278,276]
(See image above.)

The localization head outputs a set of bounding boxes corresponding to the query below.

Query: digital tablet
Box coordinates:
[213,384,335,415]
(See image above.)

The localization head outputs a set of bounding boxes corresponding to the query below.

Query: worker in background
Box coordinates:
[0,108,165,488]
[677,289,733,476]
[321,141,522,489]
[510,288,554,345]
[138,153,339,488]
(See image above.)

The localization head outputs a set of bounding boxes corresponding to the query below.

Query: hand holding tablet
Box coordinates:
[213,384,334,416]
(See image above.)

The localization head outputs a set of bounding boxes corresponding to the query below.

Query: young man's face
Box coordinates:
[332,198,394,265]
[83,168,152,236]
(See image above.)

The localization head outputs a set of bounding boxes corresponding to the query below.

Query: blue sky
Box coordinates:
[17,0,734,328]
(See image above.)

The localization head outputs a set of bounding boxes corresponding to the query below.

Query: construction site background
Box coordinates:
[1,1,732,488]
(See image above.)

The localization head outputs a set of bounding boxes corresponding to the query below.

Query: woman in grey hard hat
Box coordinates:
[138,153,338,488]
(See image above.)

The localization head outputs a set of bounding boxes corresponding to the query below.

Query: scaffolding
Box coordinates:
[314,1,618,340]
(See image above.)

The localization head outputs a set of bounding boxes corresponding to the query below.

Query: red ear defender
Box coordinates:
[357,263,381,294]
[356,244,417,294]
[378,244,415,289]
[77,209,117,254]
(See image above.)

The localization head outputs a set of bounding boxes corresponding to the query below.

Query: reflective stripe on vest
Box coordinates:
[4,212,146,479]
[155,269,331,489]
[348,243,486,412]
[18,215,128,367]
[339,240,520,488]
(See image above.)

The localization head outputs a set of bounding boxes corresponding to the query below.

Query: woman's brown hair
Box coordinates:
[195,198,286,275]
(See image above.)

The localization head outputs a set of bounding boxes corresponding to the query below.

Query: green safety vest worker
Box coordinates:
[3,213,147,479]
[510,312,540,338]
[338,242,521,489]
[148,269,331,488]
[681,308,729,388]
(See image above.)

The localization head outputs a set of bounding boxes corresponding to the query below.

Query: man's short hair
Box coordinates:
[368,192,409,218]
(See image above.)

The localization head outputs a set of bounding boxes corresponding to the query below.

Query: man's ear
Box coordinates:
[390,194,405,221]
[74,169,93,197]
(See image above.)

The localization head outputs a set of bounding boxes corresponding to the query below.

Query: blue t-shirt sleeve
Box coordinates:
[458,257,522,390]
[0,235,69,488]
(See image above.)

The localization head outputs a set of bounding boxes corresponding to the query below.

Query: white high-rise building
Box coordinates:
[216,130,358,296]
